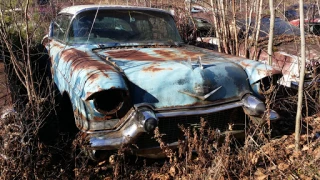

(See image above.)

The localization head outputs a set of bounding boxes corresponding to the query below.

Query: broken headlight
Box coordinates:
[93,89,126,115]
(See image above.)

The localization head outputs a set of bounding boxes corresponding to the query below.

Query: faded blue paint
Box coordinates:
[98,53,251,108]
[47,43,129,130]
[47,40,281,131]
[45,7,282,132]
[233,59,278,84]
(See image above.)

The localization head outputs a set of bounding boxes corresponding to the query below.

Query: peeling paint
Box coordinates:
[44,5,281,154]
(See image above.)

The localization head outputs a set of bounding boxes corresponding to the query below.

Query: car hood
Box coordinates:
[94,45,253,109]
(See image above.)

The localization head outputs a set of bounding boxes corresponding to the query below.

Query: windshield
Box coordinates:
[67,9,183,45]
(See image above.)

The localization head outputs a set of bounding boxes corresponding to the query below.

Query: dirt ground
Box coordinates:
[0,61,11,111]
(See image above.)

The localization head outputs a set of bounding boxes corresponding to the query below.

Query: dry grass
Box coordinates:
[68,116,320,179]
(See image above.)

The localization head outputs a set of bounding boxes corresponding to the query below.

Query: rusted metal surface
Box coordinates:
[239,36,320,88]
[104,48,204,61]
[45,5,281,156]
[94,45,281,108]
[142,64,172,72]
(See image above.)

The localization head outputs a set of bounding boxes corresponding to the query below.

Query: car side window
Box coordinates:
[52,15,72,42]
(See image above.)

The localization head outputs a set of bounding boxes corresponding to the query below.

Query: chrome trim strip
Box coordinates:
[155,102,244,118]
[86,109,137,134]
[154,98,241,111]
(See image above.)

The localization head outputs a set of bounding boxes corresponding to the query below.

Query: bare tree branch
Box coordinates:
[295,0,306,151]
[268,0,275,65]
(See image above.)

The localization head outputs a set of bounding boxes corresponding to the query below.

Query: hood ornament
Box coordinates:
[179,86,222,101]
[183,56,204,70]
[197,56,203,69]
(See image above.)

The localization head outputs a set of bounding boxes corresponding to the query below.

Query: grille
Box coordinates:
[135,107,246,149]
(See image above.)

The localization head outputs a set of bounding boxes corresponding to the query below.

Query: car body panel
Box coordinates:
[44,5,282,157]
[95,46,253,108]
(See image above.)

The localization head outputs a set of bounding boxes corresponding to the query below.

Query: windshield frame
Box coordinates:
[66,9,183,46]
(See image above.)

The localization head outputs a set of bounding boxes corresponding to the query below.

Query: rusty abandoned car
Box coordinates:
[42,5,282,159]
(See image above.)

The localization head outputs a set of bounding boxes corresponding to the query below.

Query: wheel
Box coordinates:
[58,93,79,138]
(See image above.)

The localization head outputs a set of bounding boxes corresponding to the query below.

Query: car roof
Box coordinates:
[59,5,170,15]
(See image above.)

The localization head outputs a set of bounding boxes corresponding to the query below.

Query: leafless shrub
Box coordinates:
[0,0,85,179]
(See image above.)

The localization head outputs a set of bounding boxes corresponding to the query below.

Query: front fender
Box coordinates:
[235,59,282,98]
[81,71,128,101]
[235,59,282,85]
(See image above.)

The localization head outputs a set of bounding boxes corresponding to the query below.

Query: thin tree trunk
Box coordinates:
[24,0,37,108]
[295,0,306,152]
[283,2,286,18]
[253,0,263,60]
[220,0,229,54]
[211,0,221,52]
[268,0,275,65]
[244,0,252,58]
[317,0,320,19]
[232,0,238,55]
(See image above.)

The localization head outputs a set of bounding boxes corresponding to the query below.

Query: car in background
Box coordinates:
[187,16,216,44]
[43,5,281,159]
[237,15,320,89]
[285,3,320,35]
[201,14,319,90]
[237,16,301,38]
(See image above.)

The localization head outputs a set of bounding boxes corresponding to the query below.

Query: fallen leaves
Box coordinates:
[254,168,268,180]
[277,163,289,171]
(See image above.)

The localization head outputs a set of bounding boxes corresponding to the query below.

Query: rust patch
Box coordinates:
[256,68,282,76]
[85,74,111,91]
[105,48,205,61]
[239,59,282,76]
[92,115,113,121]
[106,49,163,61]
[61,48,91,62]
[153,49,176,58]
[88,73,109,81]
[178,49,204,59]
[240,61,251,68]
[142,65,173,72]
[61,48,116,72]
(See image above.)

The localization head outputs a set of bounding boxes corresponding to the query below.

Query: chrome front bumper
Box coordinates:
[87,96,280,151]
